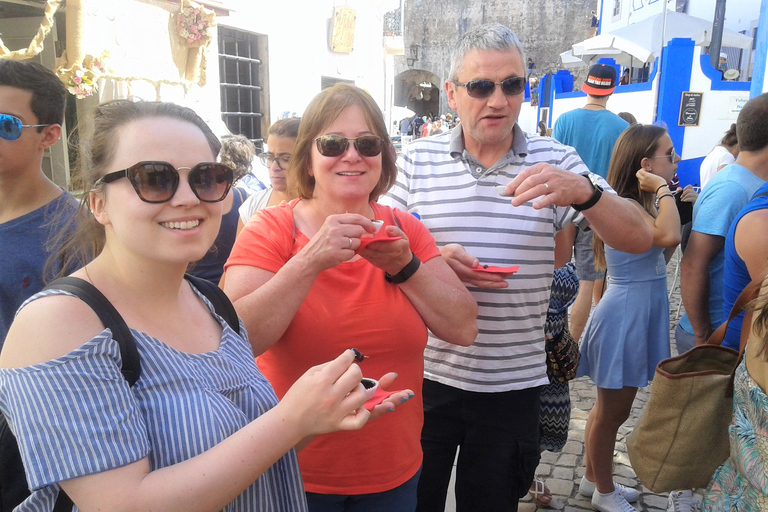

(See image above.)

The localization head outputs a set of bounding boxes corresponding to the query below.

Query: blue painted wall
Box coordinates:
[553,70,574,94]
[656,38,697,187]
[751,0,768,98]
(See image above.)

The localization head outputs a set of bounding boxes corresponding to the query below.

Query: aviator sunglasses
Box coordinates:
[0,113,51,141]
[315,135,384,158]
[94,161,234,203]
[452,77,526,99]
[649,147,677,163]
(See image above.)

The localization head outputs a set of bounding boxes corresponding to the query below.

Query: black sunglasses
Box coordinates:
[315,135,384,158]
[452,77,526,99]
[258,152,291,170]
[0,113,51,141]
[94,161,234,203]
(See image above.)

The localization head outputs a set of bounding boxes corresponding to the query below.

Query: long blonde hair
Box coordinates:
[593,124,667,270]
[748,273,768,361]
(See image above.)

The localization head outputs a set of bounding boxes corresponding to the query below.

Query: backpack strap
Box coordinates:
[40,278,136,511]
[27,276,236,512]
[43,277,140,387]
[185,274,241,335]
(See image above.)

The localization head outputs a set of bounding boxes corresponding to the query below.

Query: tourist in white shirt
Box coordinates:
[699,124,739,188]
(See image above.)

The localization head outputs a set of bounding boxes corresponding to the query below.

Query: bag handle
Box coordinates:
[705,268,768,394]
[705,269,767,351]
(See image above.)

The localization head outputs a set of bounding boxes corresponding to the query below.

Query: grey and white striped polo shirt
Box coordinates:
[382,124,601,393]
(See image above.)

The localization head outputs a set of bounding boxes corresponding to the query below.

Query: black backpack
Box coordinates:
[0,275,240,512]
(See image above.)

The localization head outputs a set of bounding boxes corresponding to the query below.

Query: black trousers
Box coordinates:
[416,379,543,512]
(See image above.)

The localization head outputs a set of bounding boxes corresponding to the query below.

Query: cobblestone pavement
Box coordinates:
[446,250,705,512]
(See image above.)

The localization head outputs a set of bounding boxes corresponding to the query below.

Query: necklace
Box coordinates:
[583,104,606,110]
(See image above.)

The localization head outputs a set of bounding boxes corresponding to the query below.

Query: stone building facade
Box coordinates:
[394,0,596,117]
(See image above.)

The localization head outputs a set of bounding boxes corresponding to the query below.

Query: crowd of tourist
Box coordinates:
[1,21,767,512]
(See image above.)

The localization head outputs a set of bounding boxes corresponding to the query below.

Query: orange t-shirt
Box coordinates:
[226,200,441,495]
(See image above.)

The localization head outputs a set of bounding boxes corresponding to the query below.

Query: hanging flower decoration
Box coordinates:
[57,51,111,99]
[177,3,216,47]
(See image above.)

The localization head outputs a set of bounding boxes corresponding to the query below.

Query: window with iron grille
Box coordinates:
[218,26,265,149]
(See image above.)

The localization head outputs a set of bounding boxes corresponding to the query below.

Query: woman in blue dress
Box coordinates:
[576,124,682,512]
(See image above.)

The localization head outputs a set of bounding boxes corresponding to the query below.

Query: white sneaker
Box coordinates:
[667,490,700,512]
[592,489,638,512]
[579,476,640,503]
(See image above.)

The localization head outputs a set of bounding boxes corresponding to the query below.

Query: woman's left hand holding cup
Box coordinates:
[357,225,412,275]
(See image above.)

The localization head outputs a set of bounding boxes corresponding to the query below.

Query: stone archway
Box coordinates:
[394,69,441,119]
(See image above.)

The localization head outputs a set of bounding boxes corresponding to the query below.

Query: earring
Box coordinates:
[649,167,653,172]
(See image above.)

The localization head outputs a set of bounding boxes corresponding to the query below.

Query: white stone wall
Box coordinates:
[682,46,750,160]
[222,0,390,124]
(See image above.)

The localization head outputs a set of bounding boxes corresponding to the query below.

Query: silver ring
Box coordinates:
[348,237,353,249]
[543,182,550,192]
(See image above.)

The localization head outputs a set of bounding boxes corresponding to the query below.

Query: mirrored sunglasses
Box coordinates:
[452,77,526,99]
[258,152,291,169]
[94,161,234,203]
[315,135,384,158]
[0,113,51,141]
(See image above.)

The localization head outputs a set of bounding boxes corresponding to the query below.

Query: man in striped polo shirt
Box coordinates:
[381,23,652,512]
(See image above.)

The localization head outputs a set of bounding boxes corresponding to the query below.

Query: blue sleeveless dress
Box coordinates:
[577,245,671,389]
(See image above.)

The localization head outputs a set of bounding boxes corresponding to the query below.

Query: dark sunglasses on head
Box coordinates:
[315,135,384,158]
[258,152,291,170]
[94,161,234,203]
[0,113,51,141]
[452,77,526,99]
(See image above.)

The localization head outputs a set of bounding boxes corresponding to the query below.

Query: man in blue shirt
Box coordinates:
[400,116,413,136]
[670,91,768,512]
[553,64,629,342]
[721,181,768,348]
[678,93,768,352]
[0,59,76,347]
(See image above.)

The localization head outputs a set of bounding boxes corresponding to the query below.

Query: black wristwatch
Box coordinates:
[571,174,604,212]
[385,253,421,284]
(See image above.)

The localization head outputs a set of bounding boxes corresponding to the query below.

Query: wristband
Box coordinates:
[571,174,603,212]
[385,253,421,284]
[655,193,674,209]
[655,183,670,195]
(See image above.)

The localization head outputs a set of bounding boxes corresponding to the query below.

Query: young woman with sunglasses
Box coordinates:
[575,124,681,512]
[0,100,391,511]
[223,84,477,510]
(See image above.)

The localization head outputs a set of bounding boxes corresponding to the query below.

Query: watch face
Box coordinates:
[588,173,604,191]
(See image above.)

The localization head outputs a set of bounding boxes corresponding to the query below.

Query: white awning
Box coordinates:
[572,34,652,66]
[568,11,753,67]
[611,10,752,56]
[558,50,588,69]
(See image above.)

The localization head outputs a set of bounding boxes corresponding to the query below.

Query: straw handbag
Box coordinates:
[626,276,761,493]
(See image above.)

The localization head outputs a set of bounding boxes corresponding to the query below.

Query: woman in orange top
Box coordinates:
[223,84,477,511]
